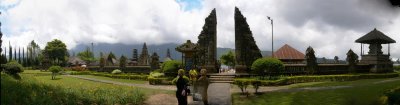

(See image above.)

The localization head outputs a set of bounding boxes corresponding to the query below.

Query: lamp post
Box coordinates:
[267,16,274,58]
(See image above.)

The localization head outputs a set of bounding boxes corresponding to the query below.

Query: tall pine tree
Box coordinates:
[18,47,21,64]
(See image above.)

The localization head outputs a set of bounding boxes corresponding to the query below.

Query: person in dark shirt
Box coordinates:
[176,69,189,105]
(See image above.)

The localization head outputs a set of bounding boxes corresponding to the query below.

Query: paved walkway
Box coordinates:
[207,83,232,105]
[66,75,176,90]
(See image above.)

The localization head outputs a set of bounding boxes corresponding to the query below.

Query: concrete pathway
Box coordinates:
[207,83,232,105]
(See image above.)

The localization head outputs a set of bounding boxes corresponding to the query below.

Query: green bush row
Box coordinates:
[234,73,399,86]
[70,71,148,80]
[147,76,171,85]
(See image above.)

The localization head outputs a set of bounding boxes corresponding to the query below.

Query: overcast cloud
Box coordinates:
[1,0,399,60]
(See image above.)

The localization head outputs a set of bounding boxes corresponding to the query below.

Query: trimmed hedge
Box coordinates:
[234,73,400,88]
[148,77,171,85]
[70,71,148,80]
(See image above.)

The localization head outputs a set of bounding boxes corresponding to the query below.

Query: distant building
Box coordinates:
[273,44,305,64]
[68,56,86,66]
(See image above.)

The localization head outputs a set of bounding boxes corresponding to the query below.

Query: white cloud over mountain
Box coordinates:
[1,0,399,60]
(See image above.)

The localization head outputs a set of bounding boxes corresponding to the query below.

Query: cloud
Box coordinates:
[1,0,399,60]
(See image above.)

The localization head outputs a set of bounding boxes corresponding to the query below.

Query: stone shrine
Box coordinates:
[355,28,396,73]
[138,43,150,65]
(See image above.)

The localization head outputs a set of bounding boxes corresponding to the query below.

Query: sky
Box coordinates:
[1,0,399,60]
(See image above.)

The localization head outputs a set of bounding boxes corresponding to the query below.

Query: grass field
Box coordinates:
[2,70,173,105]
[232,77,400,105]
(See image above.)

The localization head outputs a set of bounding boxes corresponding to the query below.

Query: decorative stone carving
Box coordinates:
[234,7,262,73]
[195,8,218,73]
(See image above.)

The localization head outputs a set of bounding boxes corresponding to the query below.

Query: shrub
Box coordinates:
[149,71,164,78]
[49,66,63,80]
[385,87,400,105]
[251,58,284,79]
[3,61,24,79]
[112,69,122,74]
[162,60,181,76]
[234,79,251,94]
[394,66,400,71]
[251,80,262,94]
[70,71,91,75]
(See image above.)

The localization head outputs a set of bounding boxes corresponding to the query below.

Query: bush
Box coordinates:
[394,66,400,71]
[251,80,262,94]
[148,76,170,85]
[234,79,251,94]
[49,66,63,80]
[251,58,284,79]
[149,71,164,78]
[3,61,24,75]
[112,69,122,74]
[70,71,91,75]
[385,87,400,104]
[3,61,24,79]
[162,60,181,76]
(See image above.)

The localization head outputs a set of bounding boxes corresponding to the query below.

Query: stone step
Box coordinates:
[209,75,235,78]
[210,81,234,83]
[209,78,234,81]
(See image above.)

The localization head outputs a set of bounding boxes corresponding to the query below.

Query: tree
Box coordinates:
[77,47,96,65]
[305,46,317,75]
[251,57,284,79]
[397,58,399,64]
[18,47,21,64]
[220,50,235,69]
[48,66,63,80]
[119,55,127,68]
[3,60,24,79]
[9,44,12,61]
[44,39,68,66]
[334,56,339,63]
[346,49,358,73]
[0,54,7,70]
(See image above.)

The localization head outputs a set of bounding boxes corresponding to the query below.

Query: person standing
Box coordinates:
[176,69,189,105]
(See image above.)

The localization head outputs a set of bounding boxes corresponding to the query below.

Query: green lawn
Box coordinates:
[26,74,172,96]
[77,75,148,84]
[233,77,400,105]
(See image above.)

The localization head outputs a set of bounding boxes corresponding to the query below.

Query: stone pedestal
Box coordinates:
[359,54,393,73]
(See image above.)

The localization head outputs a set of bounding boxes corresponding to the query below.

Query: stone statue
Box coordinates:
[346,49,358,73]
[234,7,262,73]
[194,69,210,105]
[150,52,160,70]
